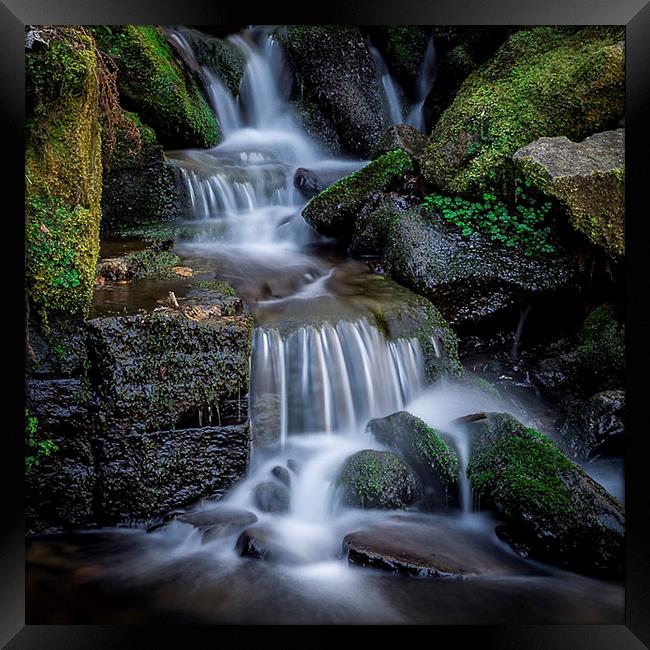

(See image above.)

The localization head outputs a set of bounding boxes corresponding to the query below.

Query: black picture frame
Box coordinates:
[4,0,649,645]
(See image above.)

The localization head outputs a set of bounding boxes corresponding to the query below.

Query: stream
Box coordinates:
[27,26,624,625]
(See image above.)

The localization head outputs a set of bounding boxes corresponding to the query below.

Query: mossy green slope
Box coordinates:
[302,149,413,238]
[421,26,625,196]
[26,28,103,319]
[92,26,219,148]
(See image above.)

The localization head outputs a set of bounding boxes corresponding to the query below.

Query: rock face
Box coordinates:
[25,289,253,532]
[559,390,625,460]
[102,112,184,231]
[343,516,532,577]
[302,150,413,238]
[25,27,102,318]
[514,130,625,258]
[381,208,576,325]
[421,27,624,196]
[366,411,459,508]
[466,412,625,577]
[91,26,219,148]
[373,124,427,162]
[254,481,290,513]
[337,450,419,510]
[278,26,384,156]
[173,506,257,542]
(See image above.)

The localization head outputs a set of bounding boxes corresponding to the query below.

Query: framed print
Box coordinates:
[4,0,649,645]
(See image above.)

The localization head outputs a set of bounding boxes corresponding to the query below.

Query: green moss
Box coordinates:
[195,279,237,297]
[467,413,576,520]
[122,249,181,279]
[337,449,419,510]
[25,408,59,476]
[577,304,624,386]
[302,149,413,237]
[422,27,625,196]
[373,26,427,81]
[26,28,103,319]
[91,26,219,148]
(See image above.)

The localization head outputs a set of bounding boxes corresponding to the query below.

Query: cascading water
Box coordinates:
[405,36,437,132]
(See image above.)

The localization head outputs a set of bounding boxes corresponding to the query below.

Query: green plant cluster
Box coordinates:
[123,249,181,279]
[91,26,219,148]
[25,410,59,476]
[577,303,624,385]
[422,180,555,256]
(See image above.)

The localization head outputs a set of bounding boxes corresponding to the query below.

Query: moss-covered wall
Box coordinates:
[26,28,103,319]
[91,25,219,148]
[421,27,625,197]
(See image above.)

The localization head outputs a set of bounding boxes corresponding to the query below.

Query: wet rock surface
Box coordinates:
[254,481,290,514]
[343,517,532,577]
[373,124,427,162]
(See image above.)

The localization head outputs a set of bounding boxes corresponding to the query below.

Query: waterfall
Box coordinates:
[406,36,437,132]
[250,320,424,442]
[367,39,406,127]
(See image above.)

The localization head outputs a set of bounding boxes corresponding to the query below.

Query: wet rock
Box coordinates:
[373,124,427,162]
[236,526,275,560]
[559,390,625,460]
[366,411,459,508]
[177,506,258,541]
[254,481,290,514]
[271,466,291,488]
[96,257,131,282]
[529,349,581,400]
[381,208,576,326]
[293,168,324,198]
[291,99,342,155]
[302,150,413,239]
[86,302,252,434]
[98,424,250,523]
[514,130,625,258]
[343,516,531,577]
[287,459,303,475]
[250,393,282,448]
[465,412,625,577]
[337,450,419,510]
[277,26,384,156]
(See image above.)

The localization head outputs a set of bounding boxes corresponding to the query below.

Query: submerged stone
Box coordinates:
[254,481,290,514]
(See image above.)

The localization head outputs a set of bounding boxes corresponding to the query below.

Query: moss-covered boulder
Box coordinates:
[277,26,383,156]
[92,26,219,148]
[302,149,413,238]
[576,303,625,391]
[366,411,459,508]
[381,208,576,325]
[25,27,103,319]
[513,130,625,258]
[466,412,625,577]
[102,111,185,231]
[421,27,625,196]
[337,450,419,510]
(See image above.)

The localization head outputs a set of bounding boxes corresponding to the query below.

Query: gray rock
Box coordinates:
[382,208,576,325]
[271,466,291,488]
[514,129,625,258]
[254,481,290,514]
[373,124,427,162]
[560,390,625,460]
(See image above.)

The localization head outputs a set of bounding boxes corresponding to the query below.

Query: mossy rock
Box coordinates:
[290,98,342,156]
[276,25,383,156]
[92,26,219,148]
[337,450,419,510]
[102,111,184,230]
[366,411,459,508]
[302,149,413,238]
[421,27,625,197]
[576,303,624,390]
[25,28,103,319]
[514,129,625,258]
[466,412,624,577]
